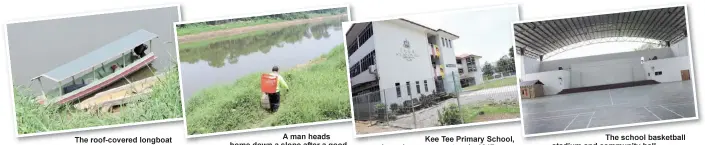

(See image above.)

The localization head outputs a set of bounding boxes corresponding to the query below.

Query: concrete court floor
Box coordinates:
[521,80,697,135]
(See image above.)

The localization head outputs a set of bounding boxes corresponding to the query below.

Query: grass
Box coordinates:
[463,76,517,91]
[185,44,350,135]
[460,99,520,123]
[14,68,183,135]
[177,19,284,36]
[178,29,273,50]
[176,14,344,36]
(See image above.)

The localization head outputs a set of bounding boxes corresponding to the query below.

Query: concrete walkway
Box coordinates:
[522,81,696,135]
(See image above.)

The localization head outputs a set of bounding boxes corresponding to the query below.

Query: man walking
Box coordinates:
[261,66,289,112]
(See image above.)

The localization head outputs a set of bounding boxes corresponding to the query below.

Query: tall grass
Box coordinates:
[14,68,183,135]
[185,44,350,135]
[463,76,517,91]
[460,99,520,123]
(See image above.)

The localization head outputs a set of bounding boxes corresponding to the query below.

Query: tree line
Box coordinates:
[177,7,347,27]
[482,47,516,78]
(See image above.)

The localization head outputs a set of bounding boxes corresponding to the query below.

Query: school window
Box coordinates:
[395,83,401,98]
[449,40,453,48]
[440,38,445,47]
[406,82,411,97]
[424,80,428,92]
[416,81,421,94]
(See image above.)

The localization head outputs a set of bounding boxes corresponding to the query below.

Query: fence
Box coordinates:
[352,73,520,131]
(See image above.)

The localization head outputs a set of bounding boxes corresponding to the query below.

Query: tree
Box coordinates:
[482,61,494,76]
[634,43,660,51]
[509,47,515,59]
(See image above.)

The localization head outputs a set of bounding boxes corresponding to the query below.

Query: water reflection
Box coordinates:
[179,18,345,67]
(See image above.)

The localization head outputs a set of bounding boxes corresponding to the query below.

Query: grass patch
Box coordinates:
[14,68,183,135]
[176,13,345,36]
[185,44,350,135]
[463,76,517,91]
[460,99,520,123]
[178,29,273,50]
[177,19,284,36]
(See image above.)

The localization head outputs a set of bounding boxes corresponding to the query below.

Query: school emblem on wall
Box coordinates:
[397,39,418,61]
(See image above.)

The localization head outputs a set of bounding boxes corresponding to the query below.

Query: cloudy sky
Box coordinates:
[343,6,518,63]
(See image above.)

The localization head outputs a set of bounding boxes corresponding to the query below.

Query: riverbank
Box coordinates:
[185,44,350,135]
[14,68,183,135]
[178,14,347,43]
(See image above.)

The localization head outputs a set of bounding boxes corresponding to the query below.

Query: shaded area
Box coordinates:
[514,6,687,58]
[557,80,659,94]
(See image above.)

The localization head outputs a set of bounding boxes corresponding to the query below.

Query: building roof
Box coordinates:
[345,18,460,38]
[33,29,158,82]
[520,80,544,87]
[456,53,481,59]
[399,18,460,38]
[514,6,687,59]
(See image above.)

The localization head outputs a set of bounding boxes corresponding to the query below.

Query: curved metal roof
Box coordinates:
[34,29,158,82]
[514,6,687,59]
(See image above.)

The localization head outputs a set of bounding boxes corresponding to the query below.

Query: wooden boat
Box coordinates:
[32,29,159,105]
[74,74,162,111]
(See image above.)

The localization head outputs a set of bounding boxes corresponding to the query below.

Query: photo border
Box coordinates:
[4,3,185,138]
[342,4,523,138]
[511,4,700,138]
[172,3,354,139]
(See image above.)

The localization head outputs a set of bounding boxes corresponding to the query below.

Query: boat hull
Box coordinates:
[52,54,157,105]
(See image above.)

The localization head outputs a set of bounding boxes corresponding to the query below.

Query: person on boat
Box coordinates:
[132,44,148,59]
[261,66,289,112]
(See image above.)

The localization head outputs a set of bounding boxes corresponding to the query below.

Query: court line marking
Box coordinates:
[609,89,614,105]
[563,115,579,131]
[644,107,662,120]
[660,105,685,118]
[586,112,595,128]
[525,112,593,121]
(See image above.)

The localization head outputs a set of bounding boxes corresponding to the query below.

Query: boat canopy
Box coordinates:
[32,29,158,82]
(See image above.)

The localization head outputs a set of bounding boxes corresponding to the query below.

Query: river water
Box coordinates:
[179,18,346,100]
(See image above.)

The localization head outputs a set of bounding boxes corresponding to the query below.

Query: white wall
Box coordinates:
[521,55,540,75]
[372,20,436,105]
[670,38,690,57]
[569,58,646,88]
[522,70,570,95]
[473,57,484,84]
[540,48,673,72]
[643,56,691,83]
[349,35,377,86]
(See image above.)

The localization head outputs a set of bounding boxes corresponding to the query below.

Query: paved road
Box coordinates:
[388,85,519,129]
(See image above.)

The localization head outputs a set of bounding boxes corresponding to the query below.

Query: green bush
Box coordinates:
[439,104,462,125]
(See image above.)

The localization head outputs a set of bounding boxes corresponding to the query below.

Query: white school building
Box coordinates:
[347,19,481,116]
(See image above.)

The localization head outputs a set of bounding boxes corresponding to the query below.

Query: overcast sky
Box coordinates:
[344,6,518,63]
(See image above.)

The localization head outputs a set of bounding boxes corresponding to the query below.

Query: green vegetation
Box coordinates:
[14,68,183,135]
[185,44,350,135]
[461,99,520,123]
[176,7,347,36]
[439,104,462,125]
[464,76,517,91]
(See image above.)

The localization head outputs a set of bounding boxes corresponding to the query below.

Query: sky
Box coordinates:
[344,6,519,63]
[546,42,646,61]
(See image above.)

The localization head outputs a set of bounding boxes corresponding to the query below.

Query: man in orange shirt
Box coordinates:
[263,66,289,112]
